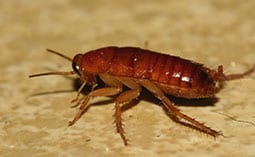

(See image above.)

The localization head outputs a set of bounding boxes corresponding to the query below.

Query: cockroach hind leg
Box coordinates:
[223,64,255,81]
[162,97,222,138]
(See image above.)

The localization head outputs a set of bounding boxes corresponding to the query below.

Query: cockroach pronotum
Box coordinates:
[29,46,255,145]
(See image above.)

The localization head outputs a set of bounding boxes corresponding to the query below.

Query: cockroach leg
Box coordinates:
[70,80,87,104]
[140,79,221,137]
[111,77,142,145]
[69,74,123,126]
[223,64,255,81]
[68,87,121,126]
[162,97,221,137]
[114,87,141,145]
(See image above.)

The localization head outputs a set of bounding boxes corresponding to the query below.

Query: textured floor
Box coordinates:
[1,1,255,157]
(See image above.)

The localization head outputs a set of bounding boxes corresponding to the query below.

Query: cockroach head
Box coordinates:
[72,54,83,76]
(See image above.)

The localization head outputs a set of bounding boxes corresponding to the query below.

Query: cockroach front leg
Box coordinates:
[68,87,122,126]
[70,80,87,104]
[140,80,222,137]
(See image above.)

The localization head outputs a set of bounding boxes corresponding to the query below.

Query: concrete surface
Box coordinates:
[0,0,255,157]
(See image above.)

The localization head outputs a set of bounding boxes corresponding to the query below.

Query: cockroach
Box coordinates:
[29,46,255,145]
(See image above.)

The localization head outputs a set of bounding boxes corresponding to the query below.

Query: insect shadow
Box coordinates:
[30,76,220,139]
[30,75,218,118]
[72,76,219,113]
[30,75,218,110]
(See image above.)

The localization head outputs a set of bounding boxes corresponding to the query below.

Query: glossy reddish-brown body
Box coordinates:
[75,46,216,98]
[30,47,255,146]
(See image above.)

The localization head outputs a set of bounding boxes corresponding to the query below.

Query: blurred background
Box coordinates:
[0,0,254,156]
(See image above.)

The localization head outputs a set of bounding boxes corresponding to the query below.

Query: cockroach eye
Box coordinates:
[72,62,81,76]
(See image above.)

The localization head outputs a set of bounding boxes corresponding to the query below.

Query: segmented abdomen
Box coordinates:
[82,47,216,98]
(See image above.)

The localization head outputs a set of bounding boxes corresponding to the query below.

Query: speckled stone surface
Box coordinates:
[1,1,255,157]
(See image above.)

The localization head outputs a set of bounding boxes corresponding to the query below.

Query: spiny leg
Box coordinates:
[69,74,123,126]
[140,80,221,137]
[114,77,142,145]
[114,88,141,145]
[68,87,121,126]
[161,96,221,136]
